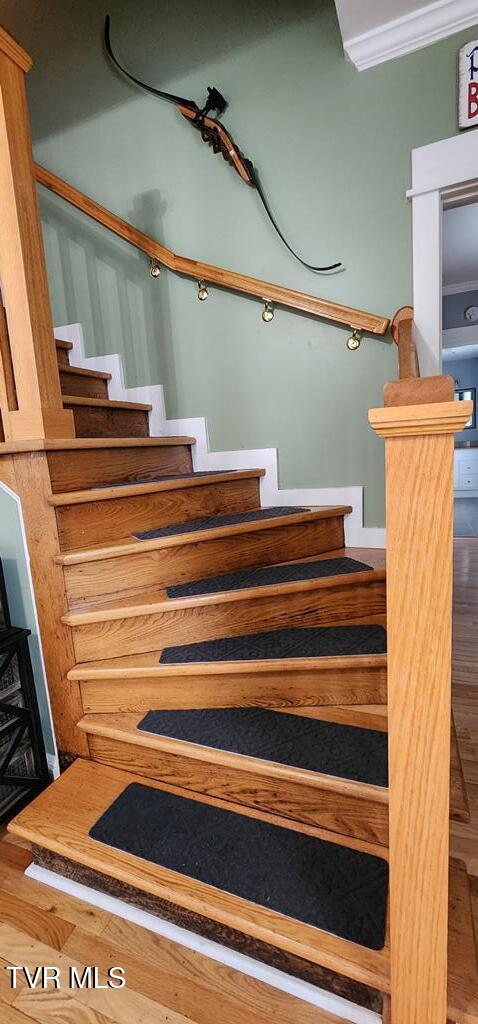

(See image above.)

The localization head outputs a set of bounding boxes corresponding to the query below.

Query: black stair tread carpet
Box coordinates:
[166,556,373,599]
[159,624,387,664]
[138,708,388,786]
[100,471,234,489]
[135,506,309,540]
[90,782,388,949]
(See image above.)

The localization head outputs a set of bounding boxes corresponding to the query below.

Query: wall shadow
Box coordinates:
[2,0,327,140]
[39,189,178,403]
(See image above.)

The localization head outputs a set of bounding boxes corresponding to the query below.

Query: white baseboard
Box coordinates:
[25,864,380,1024]
[55,323,386,548]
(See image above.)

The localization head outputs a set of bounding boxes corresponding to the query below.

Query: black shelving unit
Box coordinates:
[0,626,50,821]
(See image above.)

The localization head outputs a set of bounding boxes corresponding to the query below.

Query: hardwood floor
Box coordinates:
[0,834,346,1024]
[451,538,478,874]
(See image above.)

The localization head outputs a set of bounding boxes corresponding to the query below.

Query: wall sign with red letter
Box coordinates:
[459,39,478,129]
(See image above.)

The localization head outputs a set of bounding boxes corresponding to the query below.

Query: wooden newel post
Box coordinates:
[369,386,472,1024]
[0,27,74,441]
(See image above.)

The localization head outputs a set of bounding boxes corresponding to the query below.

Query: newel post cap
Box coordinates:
[369,400,473,438]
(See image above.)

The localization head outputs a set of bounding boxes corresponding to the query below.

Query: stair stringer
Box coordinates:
[54,323,385,549]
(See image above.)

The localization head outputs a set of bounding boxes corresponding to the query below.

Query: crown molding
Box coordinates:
[443,279,478,296]
[343,0,478,72]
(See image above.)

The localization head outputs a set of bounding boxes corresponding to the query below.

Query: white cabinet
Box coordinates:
[455,449,478,494]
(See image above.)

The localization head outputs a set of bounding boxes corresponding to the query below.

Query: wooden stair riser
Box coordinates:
[55,347,71,367]
[56,476,262,549]
[64,400,150,439]
[78,662,388,714]
[83,730,389,850]
[46,444,194,492]
[62,517,346,606]
[55,340,72,366]
[68,577,387,661]
[59,368,110,400]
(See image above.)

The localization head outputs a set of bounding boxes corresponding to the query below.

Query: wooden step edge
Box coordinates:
[8,758,477,1020]
[56,509,353,565]
[61,568,386,625]
[62,394,152,411]
[55,338,73,350]
[78,709,466,826]
[67,651,388,680]
[280,704,389,731]
[0,436,197,454]
[6,757,390,990]
[59,365,113,381]
[77,712,390,804]
[48,468,267,507]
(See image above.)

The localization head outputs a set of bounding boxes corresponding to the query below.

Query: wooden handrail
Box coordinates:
[34,162,390,337]
[391,305,419,379]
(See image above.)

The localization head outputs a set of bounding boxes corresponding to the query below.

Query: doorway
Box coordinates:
[441,199,478,536]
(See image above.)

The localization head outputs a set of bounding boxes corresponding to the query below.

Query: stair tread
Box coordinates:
[61,567,385,625]
[59,364,112,380]
[68,638,388,679]
[165,555,375,600]
[88,773,388,948]
[7,758,390,984]
[0,437,196,454]
[55,337,73,350]
[7,758,478,1021]
[57,511,351,565]
[78,709,469,823]
[157,624,387,666]
[49,469,266,507]
[133,504,350,542]
[62,394,152,411]
[79,709,389,788]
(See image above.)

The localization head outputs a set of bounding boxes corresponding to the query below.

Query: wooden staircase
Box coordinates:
[5,335,478,1024]
[0,26,476,1023]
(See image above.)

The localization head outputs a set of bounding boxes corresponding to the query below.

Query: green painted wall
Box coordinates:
[4,0,477,525]
[0,488,56,759]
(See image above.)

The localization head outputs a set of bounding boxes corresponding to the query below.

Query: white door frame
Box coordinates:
[408,130,478,377]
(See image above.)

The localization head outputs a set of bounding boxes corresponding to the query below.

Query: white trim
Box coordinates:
[410,131,478,197]
[443,324,478,347]
[46,753,60,778]
[412,189,443,376]
[410,131,478,375]
[25,864,379,1024]
[0,483,59,775]
[343,0,478,71]
[55,323,386,548]
[443,279,478,295]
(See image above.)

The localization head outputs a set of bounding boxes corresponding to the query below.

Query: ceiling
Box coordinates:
[443,203,478,288]
[443,343,478,361]
[334,1,426,44]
